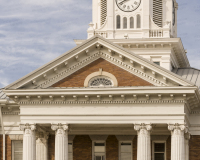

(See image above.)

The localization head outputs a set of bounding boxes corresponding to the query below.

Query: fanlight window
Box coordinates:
[89,76,113,87]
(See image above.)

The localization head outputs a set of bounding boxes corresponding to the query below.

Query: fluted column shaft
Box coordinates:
[36,133,49,160]
[20,123,36,160]
[185,133,190,160]
[51,123,68,160]
[134,123,152,160]
[168,124,188,160]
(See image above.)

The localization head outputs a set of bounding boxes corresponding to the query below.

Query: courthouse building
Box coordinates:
[1,0,200,160]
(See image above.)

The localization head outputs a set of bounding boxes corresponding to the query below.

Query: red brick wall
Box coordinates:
[52,58,153,87]
[73,135,92,160]
[132,136,137,160]
[106,135,118,160]
[0,135,2,160]
[5,136,11,160]
[190,135,200,160]
[48,135,55,160]
[166,136,171,160]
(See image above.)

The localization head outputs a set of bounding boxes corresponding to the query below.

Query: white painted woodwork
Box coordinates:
[51,124,68,160]
[36,133,49,160]
[19,124,36,160]
[134,124,152,160]
[168,124,188,160]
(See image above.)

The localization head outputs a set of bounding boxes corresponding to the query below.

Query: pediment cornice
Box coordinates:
[5,36,194,90]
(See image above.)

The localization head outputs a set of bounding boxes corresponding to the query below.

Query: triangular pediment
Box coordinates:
[51,58,153,88]
[4,35,194,90]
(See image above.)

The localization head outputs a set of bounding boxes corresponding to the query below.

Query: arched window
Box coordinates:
[137,14,141,28]
[130,17,134,29]
[89,76,113,87]
[123,17,127,29]
[116,15,121,29]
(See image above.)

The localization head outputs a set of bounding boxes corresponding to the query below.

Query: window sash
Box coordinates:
[152,142,166,160]
[120,142,132,160]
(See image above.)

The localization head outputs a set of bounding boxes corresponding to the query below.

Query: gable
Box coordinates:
[52,58,153,87]
[4,36,194,90]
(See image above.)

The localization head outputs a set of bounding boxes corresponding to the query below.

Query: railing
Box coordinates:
[95,32,107,38]
[149,30,163,38]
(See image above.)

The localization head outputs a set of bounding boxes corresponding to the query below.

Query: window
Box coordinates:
[130,17,134,29]
[68,142,73,160]
[136,14,141,28]
[12,141,23,160]
[154,62,160,66]
[123,17,127,29]
[153,142,166,160]
[93,142,106,160]
[117,15,121,29]
[120,142,132,160]
[89,76,113,87]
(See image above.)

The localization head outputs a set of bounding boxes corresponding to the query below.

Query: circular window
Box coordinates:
[89,76,113,87]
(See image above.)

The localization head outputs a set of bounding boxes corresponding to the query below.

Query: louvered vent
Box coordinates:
[153,0,163,27]
[101,0,107,26]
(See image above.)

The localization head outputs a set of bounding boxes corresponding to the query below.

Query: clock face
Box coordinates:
[115,0,141,12]
[172,0,175,26]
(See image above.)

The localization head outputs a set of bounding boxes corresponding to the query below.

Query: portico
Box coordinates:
[18,122,189,160]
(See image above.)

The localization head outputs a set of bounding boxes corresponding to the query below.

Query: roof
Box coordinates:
[0,89,7,99]
[172,68,200,88]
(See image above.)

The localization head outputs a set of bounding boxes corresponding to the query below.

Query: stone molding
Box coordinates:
[89,135,108,141]
[116,135,135,141]
[19,99,185,105]
[9,135,23,140]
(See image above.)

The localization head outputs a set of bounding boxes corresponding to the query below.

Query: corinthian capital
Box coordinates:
[19,123,36,131]
[51,123,68,131]
[168,123,188,133]
[134,123,152,131]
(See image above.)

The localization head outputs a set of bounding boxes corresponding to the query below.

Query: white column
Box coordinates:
[185,133,190,160]
[134,123,152,160]
[36,132,49,160]
[19,123,36,160]
[168,124,188,160]
[51,123,68,160]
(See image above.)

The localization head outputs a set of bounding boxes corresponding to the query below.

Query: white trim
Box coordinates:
[68,141,73,160]
[12,140,23,160]
[119,141,132,160]
[84,69,118,87]
[92,140,106,160]
[152,141,166,160]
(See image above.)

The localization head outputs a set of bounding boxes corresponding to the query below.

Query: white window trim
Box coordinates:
[92,140,106,160]
[119,141,132,160]
[12,140,23,160]
[152,141,166,160]
[68,141,73,160]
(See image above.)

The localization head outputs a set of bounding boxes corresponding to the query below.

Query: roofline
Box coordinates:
[4,35,194,89]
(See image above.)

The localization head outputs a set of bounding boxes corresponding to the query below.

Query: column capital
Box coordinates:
[168,123,188,133]
[19,123,36,131]
[134,123,152,131]
[185,132,191,140]
[51,123,68,131]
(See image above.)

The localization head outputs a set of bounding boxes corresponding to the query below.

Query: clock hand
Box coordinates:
[119,0,130,5]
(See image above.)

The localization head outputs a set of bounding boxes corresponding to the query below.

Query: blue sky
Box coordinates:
[0,0,200,88]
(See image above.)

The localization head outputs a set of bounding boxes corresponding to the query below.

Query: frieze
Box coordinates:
[18,100,185,105]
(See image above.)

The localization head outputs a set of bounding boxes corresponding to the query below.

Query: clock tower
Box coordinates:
[87,0,178,39]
